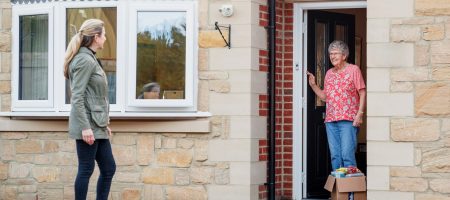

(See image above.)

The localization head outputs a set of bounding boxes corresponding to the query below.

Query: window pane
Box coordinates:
[136,11,186,100]
[315,21,326,107]
[19,14,48,100]
[65,8,117,104]
[335,24,347,43]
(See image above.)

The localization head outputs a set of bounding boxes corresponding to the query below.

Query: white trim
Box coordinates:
[292,3,303,200]
[292,1,367,199]
[0,111,211,119]
[116,0,128,113]
[126,1,197,111]
[11,4,54,111]
[302,10,309,199]
[298,1,367,10]
[52,1,66,112]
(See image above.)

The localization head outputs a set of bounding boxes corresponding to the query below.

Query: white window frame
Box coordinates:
[11,4,54,111]
[53,1,125,112]
[126,2,197,112]
[7,1,205,117]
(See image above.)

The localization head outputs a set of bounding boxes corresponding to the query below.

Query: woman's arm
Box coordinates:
[71,59,95,131]
[70,58,96,144]
[353,88,366,127]
[306,71,326,101]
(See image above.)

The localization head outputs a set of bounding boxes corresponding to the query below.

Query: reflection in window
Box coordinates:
[19,14,49,100]
[335,24,347,43]
[315,21,326,107]
[135,11,186,99]
[65,8,117,104]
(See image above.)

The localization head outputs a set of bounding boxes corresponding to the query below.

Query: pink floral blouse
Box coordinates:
[324,64,366,122]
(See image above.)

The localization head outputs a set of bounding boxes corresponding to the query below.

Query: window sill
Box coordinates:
[0,111,211,119]
[0,111,211,133]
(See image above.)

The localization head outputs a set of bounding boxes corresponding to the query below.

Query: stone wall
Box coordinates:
[202,0,268,199]
[0,0,267,200]
[0,0,11,112]
[367,0,450,199]
[257,0,295,198]
[0,131,229,200]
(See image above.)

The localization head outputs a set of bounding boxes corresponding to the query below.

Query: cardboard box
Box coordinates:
[324,175,367,200]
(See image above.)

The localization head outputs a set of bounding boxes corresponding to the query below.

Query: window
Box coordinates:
[135,11,186,100]
[20,14,49,101]
[11,1,201,116]
[64,7,117,105]
[12,5,53,111]
[127,3,196,110]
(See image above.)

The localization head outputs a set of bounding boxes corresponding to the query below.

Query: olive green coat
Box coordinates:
[68,47,110,139]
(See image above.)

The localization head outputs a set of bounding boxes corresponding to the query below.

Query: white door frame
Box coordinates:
[292,1,367,199]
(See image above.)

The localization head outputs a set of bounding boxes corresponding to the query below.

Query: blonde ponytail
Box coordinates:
[64,32,82,79]
[63,19,104,79]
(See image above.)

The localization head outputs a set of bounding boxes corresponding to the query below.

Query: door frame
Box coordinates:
[292,1,367,199]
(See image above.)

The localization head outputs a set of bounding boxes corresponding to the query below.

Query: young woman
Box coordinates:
[64,19,116,200]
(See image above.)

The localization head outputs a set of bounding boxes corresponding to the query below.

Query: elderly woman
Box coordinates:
[137,82,160,99]
[307,40,366,170]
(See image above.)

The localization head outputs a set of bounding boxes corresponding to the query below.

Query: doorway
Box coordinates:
[292,2,367,199]
[306,10,356,199]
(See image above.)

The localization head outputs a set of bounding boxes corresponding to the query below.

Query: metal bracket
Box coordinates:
[214,21,231,49]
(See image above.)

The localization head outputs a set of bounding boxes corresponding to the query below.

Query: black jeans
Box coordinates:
[75,139,116,200]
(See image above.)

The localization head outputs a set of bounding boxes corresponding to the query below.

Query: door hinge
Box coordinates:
[302,97,306,109]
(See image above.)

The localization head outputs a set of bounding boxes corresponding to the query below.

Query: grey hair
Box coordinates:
[137,82,160,99]
[141,82,160,93]
[328,40,349,59]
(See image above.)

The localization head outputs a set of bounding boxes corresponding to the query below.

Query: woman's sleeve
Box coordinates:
[70,58,95,130]
[352,65,366,90]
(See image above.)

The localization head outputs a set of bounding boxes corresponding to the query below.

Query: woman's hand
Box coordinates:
[306,70,326,101]
[353,112,364,127]
[306,71,316,87]
[107,126,112,137]
[82,129,95,145]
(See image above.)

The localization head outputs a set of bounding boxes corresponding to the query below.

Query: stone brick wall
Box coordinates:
[0,0,267,200]
[257,1,294,199]
[367,0,450,199]
[0,131,231,199]
[0,0,11,112]
[258,3,269,200]
[273,1,294,198]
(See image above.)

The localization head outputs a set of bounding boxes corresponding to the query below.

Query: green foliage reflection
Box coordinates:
[136,21,186,99]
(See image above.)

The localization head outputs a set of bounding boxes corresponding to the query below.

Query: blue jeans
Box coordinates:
[325,120,359,170]
[75,139,116,200]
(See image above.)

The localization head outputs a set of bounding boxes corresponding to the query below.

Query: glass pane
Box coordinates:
[315,22,326,107]
[65,8,117,104]
[19,14,49,100]
[335,24,347,43]
[136,11,186,100]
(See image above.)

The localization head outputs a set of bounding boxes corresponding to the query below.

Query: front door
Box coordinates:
[306,10,355,199]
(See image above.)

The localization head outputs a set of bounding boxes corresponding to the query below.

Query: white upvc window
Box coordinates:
[11,4,54,111]
[52,1,124,112]
[9,1,205,118]
[127,2,197,112]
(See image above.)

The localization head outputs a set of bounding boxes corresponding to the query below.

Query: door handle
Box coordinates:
[322,112,325,119]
